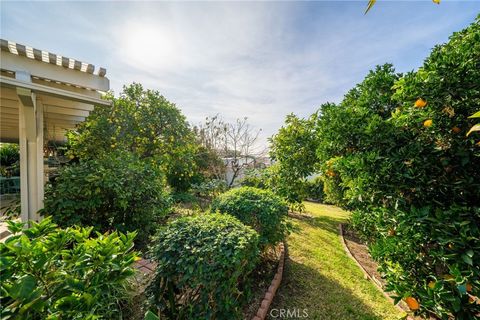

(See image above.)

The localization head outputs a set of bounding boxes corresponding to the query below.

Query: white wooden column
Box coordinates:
[17,71,44,224]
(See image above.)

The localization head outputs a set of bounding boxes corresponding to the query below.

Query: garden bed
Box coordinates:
[244,243,284,320]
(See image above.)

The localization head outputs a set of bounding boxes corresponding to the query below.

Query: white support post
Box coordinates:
[17,71,44,225]
[18,92,29,224]
[36,99,44,215]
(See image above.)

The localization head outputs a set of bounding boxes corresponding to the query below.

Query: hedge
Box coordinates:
[146,214,259,319]
[211,186,289,248]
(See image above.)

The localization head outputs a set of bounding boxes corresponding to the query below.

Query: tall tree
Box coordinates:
[68,83,197,192]
[269,113,319,208]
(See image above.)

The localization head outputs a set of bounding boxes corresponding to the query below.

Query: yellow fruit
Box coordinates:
[414,98,427,108]
[452,126,461,133]
[432,0,440,4]
[423,119,433,127]
[405,297,420,310]
[428,281,435,289]
[444,274,454,281]
[325,169,336,177]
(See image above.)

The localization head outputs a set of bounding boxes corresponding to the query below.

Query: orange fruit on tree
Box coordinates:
[428,281,436,289]
[414,98,427,108]
[466,283,473,292]
[405,297,420,310]
[423,119,433,127]
[325,169,336,177]
[452,126,461,133]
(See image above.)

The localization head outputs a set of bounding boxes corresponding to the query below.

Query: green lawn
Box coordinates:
[269,202,405,320]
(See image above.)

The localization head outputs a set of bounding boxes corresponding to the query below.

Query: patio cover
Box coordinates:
[0,39,111,224]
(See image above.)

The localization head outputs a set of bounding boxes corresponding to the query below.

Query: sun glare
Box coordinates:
[123,22,178,68]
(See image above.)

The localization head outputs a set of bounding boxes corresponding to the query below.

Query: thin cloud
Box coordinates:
[1,1,479,148]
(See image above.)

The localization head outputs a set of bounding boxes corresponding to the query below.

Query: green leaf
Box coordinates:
[466,124,480,136]
[144,310,160,320]
[10,275,36,300]
[468,111,480,118]
[364,0,376,14]
[462,254,473,265]
[457,284,467,295]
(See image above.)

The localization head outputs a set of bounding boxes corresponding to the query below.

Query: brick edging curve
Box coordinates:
[252,242,286,320]
[338,223,413,319]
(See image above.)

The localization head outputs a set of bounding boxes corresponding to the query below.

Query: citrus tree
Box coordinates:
[322,17,480,318]
[269,113,319,209]
[68,83,198,192]
[273,15,480,318]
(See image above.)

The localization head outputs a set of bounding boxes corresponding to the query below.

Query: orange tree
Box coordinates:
[282,15,480,318]
[268,113,320,210]
[68,83,198,192]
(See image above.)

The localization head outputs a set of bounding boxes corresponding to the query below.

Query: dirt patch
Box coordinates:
[341,224,433,319]
[342,225,385,288]
[243,244,282,320]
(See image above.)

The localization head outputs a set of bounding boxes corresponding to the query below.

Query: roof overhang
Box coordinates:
[0,39,111,143]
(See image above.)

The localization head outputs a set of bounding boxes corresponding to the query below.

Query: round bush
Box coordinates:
[211,186,289,247]
[43,151,171,249]
[146,214,259,319]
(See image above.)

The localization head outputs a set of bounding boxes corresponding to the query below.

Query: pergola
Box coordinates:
[0,39,110,224]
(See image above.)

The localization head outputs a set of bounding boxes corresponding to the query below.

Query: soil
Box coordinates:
[243,244,282,320]
[342,224,386,288]
[342,224,432,319]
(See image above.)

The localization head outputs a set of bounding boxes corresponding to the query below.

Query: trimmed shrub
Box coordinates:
[146,214,259,319]
[211,186,289,248]
[43,151,171,249]
[0,218,138,319]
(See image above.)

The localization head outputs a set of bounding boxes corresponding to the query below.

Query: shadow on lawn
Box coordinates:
[269,257,386,320]
[289,214,342,236]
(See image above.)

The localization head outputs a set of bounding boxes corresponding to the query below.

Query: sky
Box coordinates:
[1,1,479,149]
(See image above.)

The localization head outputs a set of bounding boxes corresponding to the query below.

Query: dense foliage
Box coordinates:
[310,17,480,318]
[0,218,138,319]
[211,187,289,248]
[43,152,171,248]
[67,83,198,192]
[146,214,259,319]
[269,114,319,209]
[267,15,480,318]
[305,176,325,202]
[0,143,20,177]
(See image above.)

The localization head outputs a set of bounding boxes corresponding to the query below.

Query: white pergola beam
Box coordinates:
[1,53,109,91]
[1,75,110,106]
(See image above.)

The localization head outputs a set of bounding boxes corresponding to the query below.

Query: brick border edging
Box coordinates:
[252,242,286,320]
[338,223,413,319]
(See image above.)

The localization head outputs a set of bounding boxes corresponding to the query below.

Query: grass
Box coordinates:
[269,202,405,320]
